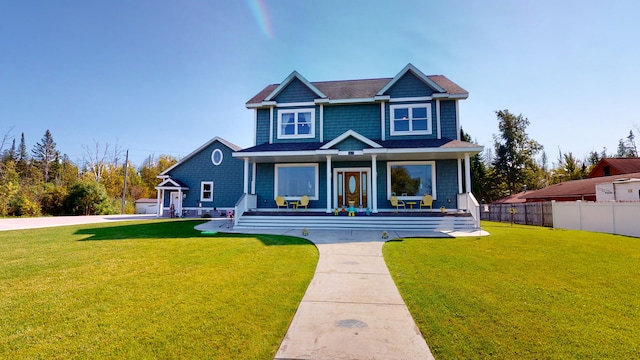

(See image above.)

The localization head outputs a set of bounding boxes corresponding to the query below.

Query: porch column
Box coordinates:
[157,189,163,217]
[457,158,463,193]
[251,162,257,194]
[243,158,249,194]
[464,153,471,193]
[371,154,378,213]
[326,155,332,213]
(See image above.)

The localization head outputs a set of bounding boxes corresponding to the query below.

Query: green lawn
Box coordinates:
[383,221,640,359]
[0,220,318,359]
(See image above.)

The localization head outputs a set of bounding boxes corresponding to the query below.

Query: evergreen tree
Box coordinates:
[32,129,59,182]
[16,132,28,177]
[3,139,17,162]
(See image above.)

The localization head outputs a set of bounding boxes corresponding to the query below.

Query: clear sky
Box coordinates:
[1,0,639,167]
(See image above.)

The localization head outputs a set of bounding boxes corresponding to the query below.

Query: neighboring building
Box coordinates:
[232,63,483,213]
[134,198,158,214]
[520,172,640,202]
[155,137,244,217]
[588,158,640,178]
[595,178,640,202]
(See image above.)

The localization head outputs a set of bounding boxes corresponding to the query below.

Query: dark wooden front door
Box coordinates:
[345,172,361,207]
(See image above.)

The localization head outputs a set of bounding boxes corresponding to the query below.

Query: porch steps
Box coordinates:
[234,213,478,231]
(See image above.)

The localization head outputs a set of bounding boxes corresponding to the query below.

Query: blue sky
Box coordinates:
[1,0,639,167]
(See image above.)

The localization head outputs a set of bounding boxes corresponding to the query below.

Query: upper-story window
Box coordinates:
[390,103,432,135]
[278,108,315,139]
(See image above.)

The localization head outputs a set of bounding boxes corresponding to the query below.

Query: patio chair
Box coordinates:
[390,196,405,212]
[275,196,288,209]
[420,194,433,211]
[293,195,309,210]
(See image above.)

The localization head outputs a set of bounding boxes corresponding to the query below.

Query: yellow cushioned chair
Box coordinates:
[420,194,433,211]
[390,196,405,212]
[275,196,288,209]
[294,195,309,210]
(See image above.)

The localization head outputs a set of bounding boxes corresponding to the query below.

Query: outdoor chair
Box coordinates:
[293,195,309,210]
[275,196,288,209]
[420,194,433,211]
[390,196,405,212]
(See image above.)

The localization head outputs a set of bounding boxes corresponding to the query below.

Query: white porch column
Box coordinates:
[371,154,378,213]
[243,158,249,194]
[464,153,471,193]
[157,189,163,217]
[457,158,463,193]
[326,155,332,213]
[251,162,257,194]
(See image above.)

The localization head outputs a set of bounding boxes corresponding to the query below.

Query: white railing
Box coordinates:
[234,194,257,227]
[457,192,481,228]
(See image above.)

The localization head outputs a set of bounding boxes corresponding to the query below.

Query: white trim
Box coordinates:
[456,100,460,140]
[274,163,320,201]
[159,137,241,176]
[457,158,463,193]
[371,155,378,213]
[364,146,484,155]
[275,101,315,107]
[251,162,257,194]
[377,63,446,96]
[380,101,386,141]
[389,103,433,136]
[211,148,223,166]
[374,95,390,101]
[265,70,327,101]
[243,158,249,194]
[320,129,382,150]
[233,149,339,159]
[464,153,471,193]
[436,99,441,139]
[333,167,372,209]
[326,155,332,213]
[386,161,437,200]
[389,96,433,103]
[277,108,316,140]
[253,109,257,146]
[269,106,274,144]
[320,104,324,142]
[200,181,214,202]
[324,98,376,104]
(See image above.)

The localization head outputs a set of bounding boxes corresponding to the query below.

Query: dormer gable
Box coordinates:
[378,63,446,98]
[265,71,327,103]
[320,130,382,151]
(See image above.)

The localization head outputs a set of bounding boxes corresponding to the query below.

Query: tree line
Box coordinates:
[0,129,177,217]
[466,110,639,203]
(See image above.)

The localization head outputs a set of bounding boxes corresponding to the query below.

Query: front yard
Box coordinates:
[0,220,318,359]
[383,221,640,359]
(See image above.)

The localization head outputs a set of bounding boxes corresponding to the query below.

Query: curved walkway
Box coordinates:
[198,223,486,359]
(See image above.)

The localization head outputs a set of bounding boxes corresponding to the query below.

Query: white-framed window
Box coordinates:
[274,163,319,200]
[278,108,315,139]
[211,149,223,166]
[201,181,213,201]
[386,161,436,200]
[390,103,432,135]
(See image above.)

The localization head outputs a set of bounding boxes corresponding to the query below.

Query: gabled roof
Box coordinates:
[376,63,446,95]
[159,136,241,176]
[521,172,640,201]
[246,64,468,106]
[320,130,382,150]
[156,178,189,190]
[588,158,640,178]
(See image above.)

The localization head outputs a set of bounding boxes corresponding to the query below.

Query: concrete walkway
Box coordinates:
[197,222,488,359]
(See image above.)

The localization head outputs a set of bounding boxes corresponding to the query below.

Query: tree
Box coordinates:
[460,128,494,201]
[491,110,543,195]
[616,130,638,157]
[552,150,586,183]
[139,154,178,198]
[32,130,59,182]
[65,180,114,215]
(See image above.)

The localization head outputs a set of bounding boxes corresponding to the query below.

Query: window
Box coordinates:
[211,149,223,166]
[278,109,315,139]
[387,161,436,199]
[201,181,213,201]
[274,163,319,200]
[390,103,432,135]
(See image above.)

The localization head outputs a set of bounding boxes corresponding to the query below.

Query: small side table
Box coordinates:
[406,201,417,211]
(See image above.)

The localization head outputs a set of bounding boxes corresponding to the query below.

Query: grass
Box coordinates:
[383,221,640,359]
[0,219,318,359]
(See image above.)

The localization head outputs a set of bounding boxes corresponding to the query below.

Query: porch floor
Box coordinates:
[244,210,472,218]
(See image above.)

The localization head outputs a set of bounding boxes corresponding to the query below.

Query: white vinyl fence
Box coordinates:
[552,200,640,237]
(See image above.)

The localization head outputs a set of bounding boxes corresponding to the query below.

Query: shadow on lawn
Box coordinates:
[75,220,313,246]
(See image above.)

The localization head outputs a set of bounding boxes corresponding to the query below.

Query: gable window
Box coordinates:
[274,163,319,200]
[387,161,436,200]
[278,109,315,139]
[390,103,432,135]
[201,181,213,202]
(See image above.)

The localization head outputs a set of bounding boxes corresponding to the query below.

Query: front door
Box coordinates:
[335,169,369,208]
[170,191,182,216]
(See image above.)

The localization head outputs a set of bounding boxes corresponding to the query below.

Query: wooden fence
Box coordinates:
[481,202,554,227]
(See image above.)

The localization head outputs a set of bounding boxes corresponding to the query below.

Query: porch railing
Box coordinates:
[234,193,257,227]
[457,192,481,229]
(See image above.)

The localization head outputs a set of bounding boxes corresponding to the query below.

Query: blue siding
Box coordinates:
[384,101,438,141]
[434,160,459,208]
[256,162,327,209]
[165,141,245,209]
[385,72,435,98]
[440,100,458,139]
[323,104,381,140]
[274,78,318,103]
[335,137,371,151]
[256,108,271,144]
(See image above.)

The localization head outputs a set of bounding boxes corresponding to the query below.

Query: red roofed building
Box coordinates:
[588,158,640,178]
[521,172,640,202]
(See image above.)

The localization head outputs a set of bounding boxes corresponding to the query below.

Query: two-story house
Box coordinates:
[230,64,483,230]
